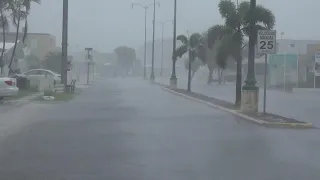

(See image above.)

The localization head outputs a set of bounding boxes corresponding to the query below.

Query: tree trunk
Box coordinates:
[221,69,224,84]
[8,6,21,76]
[22,18,28,44]
[235,55,242,108]
[191,71,195,80]
[207,68,213,84]
[187,52,192,92]
[218,68,222,84]
[0,10,6,75]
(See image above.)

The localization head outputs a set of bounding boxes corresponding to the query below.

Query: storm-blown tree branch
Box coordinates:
[8,0,40,76]
[0,0,9,74]
[175,33,203,92]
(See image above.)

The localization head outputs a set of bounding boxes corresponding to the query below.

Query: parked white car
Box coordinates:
[0,77,19,100]
[23,69,61,85]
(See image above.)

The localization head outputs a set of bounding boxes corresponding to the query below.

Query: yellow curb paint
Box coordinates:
[163,87,313,128]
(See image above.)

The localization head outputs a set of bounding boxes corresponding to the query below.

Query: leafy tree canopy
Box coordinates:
[43,51,62,74]
[114,46,136,69]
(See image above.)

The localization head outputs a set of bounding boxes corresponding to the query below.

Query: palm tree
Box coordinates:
[175,33,202,92]
[202,25,224,84]
[8,0,40,76]
[0,0,9,74]
[184,57,203,80]
[43,52,63,74]
[21,0,40,43]
[207,0,275,107]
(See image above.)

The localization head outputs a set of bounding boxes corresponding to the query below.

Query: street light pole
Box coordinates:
[144,9,147,79]
[132,2,159,79]
[150,0,156,81]
[161,22,164,77]
[160,20,173,77]
[61,0,68,90]
[242,0,258,112]
[170,0,177,88]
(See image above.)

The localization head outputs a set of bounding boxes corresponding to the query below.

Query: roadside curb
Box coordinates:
[163,87,313,129]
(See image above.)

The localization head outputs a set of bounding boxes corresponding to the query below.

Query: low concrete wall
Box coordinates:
[293,88,320,93]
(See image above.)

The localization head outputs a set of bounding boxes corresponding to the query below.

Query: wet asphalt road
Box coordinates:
[0,78,320,180]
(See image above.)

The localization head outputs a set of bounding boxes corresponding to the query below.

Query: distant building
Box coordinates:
[0,31,56,75]
[241,39,320,87]
[0,32,56,61]
[276,39,320,54]
[0,40,28,76]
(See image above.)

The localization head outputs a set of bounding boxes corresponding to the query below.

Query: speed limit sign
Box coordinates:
[257,30,276,54]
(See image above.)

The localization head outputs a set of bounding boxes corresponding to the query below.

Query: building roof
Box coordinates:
[0,42,15,51]
[0,32,55,43]
[4,32,54,37]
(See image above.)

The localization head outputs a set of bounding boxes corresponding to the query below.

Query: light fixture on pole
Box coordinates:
[132,1,159,79]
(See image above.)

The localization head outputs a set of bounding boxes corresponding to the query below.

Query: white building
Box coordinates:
[0,41,30,76]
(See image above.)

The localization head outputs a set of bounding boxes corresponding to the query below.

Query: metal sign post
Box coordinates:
[263,54,268,114]
[257,30,276,114]
[283,53,286,92]
[85,48,93,85]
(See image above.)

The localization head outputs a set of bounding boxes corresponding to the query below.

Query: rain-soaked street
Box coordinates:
[0,78,320,179]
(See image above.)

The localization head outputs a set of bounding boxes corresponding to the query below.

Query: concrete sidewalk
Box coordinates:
[156,76,320,127]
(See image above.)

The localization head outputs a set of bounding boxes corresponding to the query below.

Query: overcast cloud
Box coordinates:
[26,0,320,52]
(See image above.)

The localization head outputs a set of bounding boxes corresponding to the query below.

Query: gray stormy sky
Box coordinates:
[26,0,320,53]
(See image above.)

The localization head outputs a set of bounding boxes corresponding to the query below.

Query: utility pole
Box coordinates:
[61,0,68,90]
[85,48,93,85]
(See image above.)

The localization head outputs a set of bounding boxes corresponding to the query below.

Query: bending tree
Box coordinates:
[0,0,9,74]
[175,33,203,92]
[8,0,40,76]
[25,53,40,70]
[207,0,275,107]
[184,57,203,80]
[201,30,222,84]
[43,52,62,74]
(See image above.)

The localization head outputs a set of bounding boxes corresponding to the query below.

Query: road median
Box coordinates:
[162,86,313,129]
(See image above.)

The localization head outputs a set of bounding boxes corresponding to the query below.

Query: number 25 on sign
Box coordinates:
[257,30,277,54]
